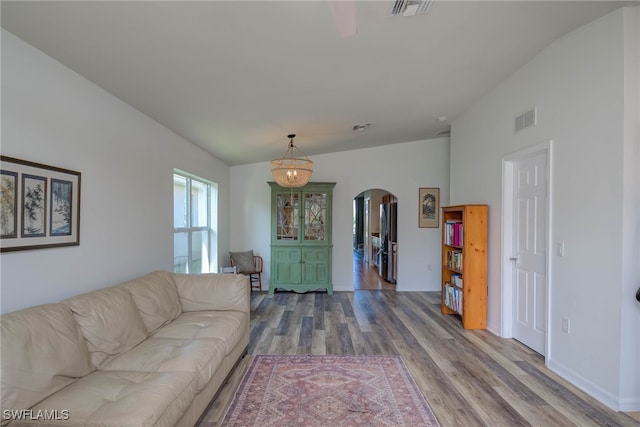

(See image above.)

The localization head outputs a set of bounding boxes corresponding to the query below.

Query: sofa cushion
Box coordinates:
[172,273,249,313]
[120,271,182,333]
[26,370,199,427]
[101,337,225,391]
[0,304,94,420]
[152,311,247,356]
[63,286,149,368]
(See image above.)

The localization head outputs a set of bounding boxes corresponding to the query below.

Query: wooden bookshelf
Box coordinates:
[441,204,488,329]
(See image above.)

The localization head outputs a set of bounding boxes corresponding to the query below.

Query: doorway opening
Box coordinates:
[353,189,397,290]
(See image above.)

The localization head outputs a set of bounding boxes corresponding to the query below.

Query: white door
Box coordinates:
[510,150,548,354]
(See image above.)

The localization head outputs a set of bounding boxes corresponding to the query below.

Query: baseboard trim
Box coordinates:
[547,358,636,412]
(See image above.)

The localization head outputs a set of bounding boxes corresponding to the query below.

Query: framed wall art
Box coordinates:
[1,156,81,252]
[418,187,439,228]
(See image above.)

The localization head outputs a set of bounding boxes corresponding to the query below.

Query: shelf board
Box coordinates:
[443,266,463,274]
[444,244,463,250]
[445,282,463,291]
[444,304,463,316]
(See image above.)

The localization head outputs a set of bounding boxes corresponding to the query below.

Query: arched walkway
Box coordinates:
[352,188,397,290]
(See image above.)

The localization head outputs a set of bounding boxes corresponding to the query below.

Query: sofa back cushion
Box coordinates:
[63,286,149,368]
[0,303,94,420]
[172,273,249,313]
[120,270,182,333]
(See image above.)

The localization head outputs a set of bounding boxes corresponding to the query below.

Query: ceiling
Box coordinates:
[2,1,636,166]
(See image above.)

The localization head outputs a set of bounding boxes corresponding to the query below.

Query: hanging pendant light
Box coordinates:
[270,134,313,188]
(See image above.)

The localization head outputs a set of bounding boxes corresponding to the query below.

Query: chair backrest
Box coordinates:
[253,255,263,273]
[230,254,263,273]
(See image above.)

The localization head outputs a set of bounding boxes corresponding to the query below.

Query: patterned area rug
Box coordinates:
[219,354,440,426]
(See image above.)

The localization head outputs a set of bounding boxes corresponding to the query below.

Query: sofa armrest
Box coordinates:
[171,273,250,313]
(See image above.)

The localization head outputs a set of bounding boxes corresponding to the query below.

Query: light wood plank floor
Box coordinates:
[200,291,639,426]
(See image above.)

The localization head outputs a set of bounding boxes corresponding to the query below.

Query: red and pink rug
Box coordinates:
[219,354,440,426]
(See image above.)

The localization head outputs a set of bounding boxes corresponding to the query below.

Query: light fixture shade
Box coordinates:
[270,134,313,188]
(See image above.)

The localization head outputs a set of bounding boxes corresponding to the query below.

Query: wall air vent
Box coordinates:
[515,107,537,133]
[391,0,432,17]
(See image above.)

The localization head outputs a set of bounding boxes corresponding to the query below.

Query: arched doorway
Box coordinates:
[352,189,397,290]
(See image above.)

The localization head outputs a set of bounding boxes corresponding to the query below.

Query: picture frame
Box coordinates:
[1,170,18,239]
[1,156,81,252]
[418,187,439,228]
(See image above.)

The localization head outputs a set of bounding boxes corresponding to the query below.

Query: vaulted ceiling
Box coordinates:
[2,1,635,165]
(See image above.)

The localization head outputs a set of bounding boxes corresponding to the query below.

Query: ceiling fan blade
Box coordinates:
[329,0,357,37]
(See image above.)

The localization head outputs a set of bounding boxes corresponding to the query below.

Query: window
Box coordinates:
[173,171,218,274]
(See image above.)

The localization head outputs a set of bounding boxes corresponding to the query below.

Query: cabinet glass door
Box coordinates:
[276,193,299,240]
[304,192,327,241]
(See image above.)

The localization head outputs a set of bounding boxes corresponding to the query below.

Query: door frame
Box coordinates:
[500,140,553,360]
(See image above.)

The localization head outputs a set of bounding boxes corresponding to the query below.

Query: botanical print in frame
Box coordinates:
[22,174,47,237]
[50,179,73,236]
[418,187,439,228]
[1,156,81,252]
[0,170,18,238]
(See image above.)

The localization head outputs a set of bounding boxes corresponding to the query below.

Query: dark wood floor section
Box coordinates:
[201,291,639,427]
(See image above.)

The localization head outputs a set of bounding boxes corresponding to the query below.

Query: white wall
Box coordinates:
[0,30,232,314]
[620,5,640,411]
[230,137,450,292]
[450,7,639,410]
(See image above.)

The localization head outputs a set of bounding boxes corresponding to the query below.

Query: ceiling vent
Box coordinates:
[352,123,372,131]
[391,0,433,17]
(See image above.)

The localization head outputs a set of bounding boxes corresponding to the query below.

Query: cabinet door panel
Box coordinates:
[274,247,301,263]
[275,263,302,284]
[301,248,328,263]
[302,263,328,283]
[273,248,301,283]
[276,192,299,241]
[303,192,328,241]
[301,248,329,284]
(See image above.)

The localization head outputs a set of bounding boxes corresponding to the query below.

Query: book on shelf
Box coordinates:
[444,220,464,246]
[451,273,463,288]
[447,251,463,270]
[444,283,463,314]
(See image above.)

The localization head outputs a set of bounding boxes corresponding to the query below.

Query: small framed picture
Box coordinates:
[418,187,439,228]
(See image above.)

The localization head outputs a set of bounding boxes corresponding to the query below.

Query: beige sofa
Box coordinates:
[1,270,250,427]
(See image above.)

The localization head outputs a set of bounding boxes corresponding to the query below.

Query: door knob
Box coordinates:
[509,257,518,262]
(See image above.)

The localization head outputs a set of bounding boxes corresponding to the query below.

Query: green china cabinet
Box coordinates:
[268,182,336,294]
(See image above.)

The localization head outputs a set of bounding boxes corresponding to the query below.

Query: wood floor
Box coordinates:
[353,249,396,291]
[200,291,639,426]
